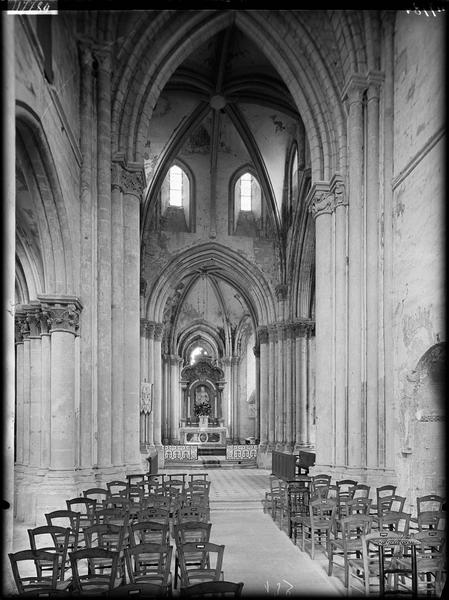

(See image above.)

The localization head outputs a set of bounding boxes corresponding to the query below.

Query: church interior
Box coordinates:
[2,7,446,597]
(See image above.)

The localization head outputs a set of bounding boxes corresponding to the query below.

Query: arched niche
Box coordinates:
[180,359,225,426]
[407,342,446,498]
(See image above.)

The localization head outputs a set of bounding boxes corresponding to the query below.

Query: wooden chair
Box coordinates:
[188,473,209,484]
[263,475,282,514]
[351,483,370,498]
[83,487,109,505]
[371,484,397,516]
[130,520,170,546]
[106,480,128,497]
[70,547,122,595]
[66,497,96,545]
[45,509,81,554]
[177,541,225,589]
[27,525,71,582]
[417,494,445,515]
[286,481,310,544]
[300,498,337,559]
[173,521,212,589]
[328,514,373,587]
[336,479,358,495]
[84,522,128,581]
[271,479,289,528]
[124,542,173,594]
[9,550,63,595]
[180,581,244,598]
[377,511,411,536]
[395,529,446,597]
[348,531,417,596]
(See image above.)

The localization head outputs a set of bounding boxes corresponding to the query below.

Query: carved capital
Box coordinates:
[92,44,112,72]
[15,310,28,343]
[257,326,269,345]
[330,175,347,210]
[367,71,384,101]
[253,345,260,358]
[25,304,43,337]
[111,162,145,199]
[341,73,367,104]
[154,323,164,341]
[37,295,82,335]
[307,182,332,219]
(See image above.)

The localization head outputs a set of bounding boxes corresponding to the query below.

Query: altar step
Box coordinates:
[164,455,257,469]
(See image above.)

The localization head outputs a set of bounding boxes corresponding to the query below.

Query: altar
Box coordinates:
[179,426,227,445]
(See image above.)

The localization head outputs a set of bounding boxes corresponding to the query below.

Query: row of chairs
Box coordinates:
[264,473,446,596]
[9,472,244,598]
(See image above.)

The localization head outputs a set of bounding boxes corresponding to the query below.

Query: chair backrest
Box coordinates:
[345,497,373,516]
[95,507,130,526]
[137,506,171,525]
[130,520,170,546]
[416,494,445,514]
[309,498,337,520]
[70,547,120,594]
[378,511,411,535]
[417,509,446,531]
[177,541,225,587]
[287,482,310,515]
[83,487,109,503]
[27,526,70,579]
[339,514,373,540]
[181,580,244,598]
[106,480,128,496]
[352,484,370,498]
[414,529,446,562]
[174,521,212,545]
[65,497,96,524]
[9,549,60,594]
[377,494,406,516]
[83,523,127,551]
[188,473,209,484]
[176,505,209,524]
[336,479,358,491]
[124,543,173,585]
[376,484,397,501]
[312,474,332,486]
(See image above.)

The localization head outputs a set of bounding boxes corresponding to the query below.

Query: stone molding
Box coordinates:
[111,161,145,200]
[37,296,82,335]
[307,175,346,219]
[341,73,367,104]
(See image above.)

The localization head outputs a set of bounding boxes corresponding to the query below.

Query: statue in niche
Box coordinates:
[194,385,212,417]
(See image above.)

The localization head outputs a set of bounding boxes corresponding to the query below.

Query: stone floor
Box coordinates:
[10,467,348,598]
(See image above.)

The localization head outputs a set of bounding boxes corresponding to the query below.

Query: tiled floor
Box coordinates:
[9,467,347,598]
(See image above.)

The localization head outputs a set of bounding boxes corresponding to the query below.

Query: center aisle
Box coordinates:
[163,467,346,597]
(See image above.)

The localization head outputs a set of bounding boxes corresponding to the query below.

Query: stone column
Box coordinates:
[14,312,26,466]
[39,297,82,470]
[231,356,240,443]
[3,14,16,588]
[296,322,309,448]
[293,323,302,451]
[307,326,316,448]
[26,304,43,468]
[253,343,260,443]
[342,76,366,468]
[332,176,348,465]
[94,45,113,468]
[110,165,124,466]
[275,324,284,450]
[366,73,383,468]
[122,168,144,466]
[258,327,269,449]
[140,319,150,447]
[381,14,395,468]
[78,40,95,469]
[147,322,155,446]
[308,183,334,467]
[153,323,164,448]
[162,355,170,445]
[267,326,276,449]
[221,357,231,439]
[40,312,51,469]
[22,313,31,466]
[285,324,294,452]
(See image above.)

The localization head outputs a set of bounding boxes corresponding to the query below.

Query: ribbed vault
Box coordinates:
[144,242,276,327]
